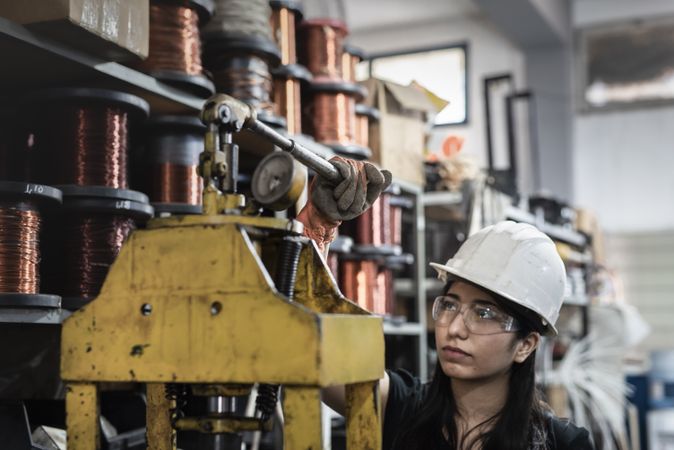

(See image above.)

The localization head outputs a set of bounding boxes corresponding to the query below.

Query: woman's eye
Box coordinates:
[475,307,497,320]
[443,301,459,311]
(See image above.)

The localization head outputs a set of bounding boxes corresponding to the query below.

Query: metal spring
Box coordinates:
[212,55,274,114]
[300,22,346,79]
[0,203,41,294]
[311,91,356,146]
[36,105,130,188]
[137,2,204,75]
[273,77,302,135]
[58,214,135,299]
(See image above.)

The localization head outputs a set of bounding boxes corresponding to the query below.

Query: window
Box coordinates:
[357,44,468,125]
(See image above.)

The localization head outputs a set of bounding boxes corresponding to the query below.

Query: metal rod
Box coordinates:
[246,119,341,184]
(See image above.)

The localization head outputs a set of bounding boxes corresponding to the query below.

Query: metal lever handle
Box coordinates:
[245,119,342,185]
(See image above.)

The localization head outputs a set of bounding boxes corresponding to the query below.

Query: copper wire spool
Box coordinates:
[299,19,348,80]
[375,266,394,315]
[341,44,365,83]
[61,214,135,299]
[143,116,204,207]
[41,187,153,307]
[354,103,379,148]
[354,113,369,148]
[340,257,378,311]
[140,2,204,75]
[212,55,275,114]
[272,64,311,135]
[270,1,302,65]
[273,77,301,134]
[311,89,356,145]
[27,89,150,189]
[0,202,41,294]
[357,193,392,247]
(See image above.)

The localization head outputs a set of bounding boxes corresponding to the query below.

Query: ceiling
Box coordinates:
[333,0,480,33]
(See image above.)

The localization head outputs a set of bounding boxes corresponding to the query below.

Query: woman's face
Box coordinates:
[434,280,537,381]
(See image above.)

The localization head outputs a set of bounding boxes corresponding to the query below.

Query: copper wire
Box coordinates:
[375,267,393,315]
[61,214,135,299]
[391,203,403,246]
[301,23,346,79]
[354,113,369,148]
[357,193,391,246]
[273,77,302,134]
[340,259,377,311]
[341,52,358,83]
[138,3,203,75]
[149,163,202,205]
[38,105,129,188]
[271,5,297,65]
[312,91,355,145]
[0,203,41,294]
[212,55,274,113]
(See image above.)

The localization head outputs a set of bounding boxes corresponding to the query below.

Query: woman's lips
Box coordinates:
[441,345,471,360]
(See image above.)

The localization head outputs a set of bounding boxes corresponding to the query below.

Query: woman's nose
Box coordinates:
[445,309,469,339]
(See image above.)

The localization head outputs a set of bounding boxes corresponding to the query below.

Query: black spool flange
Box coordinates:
[272,63,313,83]
[269,0,304,19]
[310,80,368,102]
[355,104,380,122]
[150,70,216,98]
[343,44,366,61]
[0,293,61,309]
[154,0,216,24]
[59,186,154,222]
[23,88,150,121]
[0,181,62,207]
[203,33,282,67]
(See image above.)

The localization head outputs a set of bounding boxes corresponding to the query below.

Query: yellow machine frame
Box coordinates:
[60,212,385,449]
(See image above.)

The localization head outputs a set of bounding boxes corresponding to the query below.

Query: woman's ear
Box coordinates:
[514,332,540,363]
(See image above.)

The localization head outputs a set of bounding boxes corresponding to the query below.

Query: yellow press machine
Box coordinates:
[60,94,384,449]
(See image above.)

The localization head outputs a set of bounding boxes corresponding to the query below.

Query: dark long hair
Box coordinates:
[392,284,550,450]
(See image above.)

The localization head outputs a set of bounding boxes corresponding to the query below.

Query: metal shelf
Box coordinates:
[0,307,71,325]
[421,191,463,206]
[505,206,588,248]
[383,321,424,336]
[0,18,204,114]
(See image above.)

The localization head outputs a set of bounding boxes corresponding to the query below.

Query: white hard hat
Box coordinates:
[430,221,566,336]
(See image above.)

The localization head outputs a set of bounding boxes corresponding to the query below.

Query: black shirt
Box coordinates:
[383,369,594,450]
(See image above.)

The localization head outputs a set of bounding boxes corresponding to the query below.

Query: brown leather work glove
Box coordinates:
[297,156,392,253]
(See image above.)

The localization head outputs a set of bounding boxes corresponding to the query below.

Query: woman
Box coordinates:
[298,159,593,450]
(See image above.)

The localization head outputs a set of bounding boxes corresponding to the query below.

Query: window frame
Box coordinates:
[363,42,470,127]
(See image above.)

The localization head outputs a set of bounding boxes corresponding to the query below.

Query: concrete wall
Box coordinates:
[349,13,527,169]
[572,1,674,232]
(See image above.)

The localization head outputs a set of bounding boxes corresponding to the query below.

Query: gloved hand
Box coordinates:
[297,156,392,253]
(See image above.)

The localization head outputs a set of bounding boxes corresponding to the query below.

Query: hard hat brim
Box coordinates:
[429,261,559,336]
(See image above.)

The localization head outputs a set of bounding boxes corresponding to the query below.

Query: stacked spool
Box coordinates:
[335,184,414,316]
[202,0,287,128]
[24,88,154,310]
[299,22,370,159]
[269,1,312,135]
[136,0,216,98]
[0,181,62,309]
[140,115,205,215]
